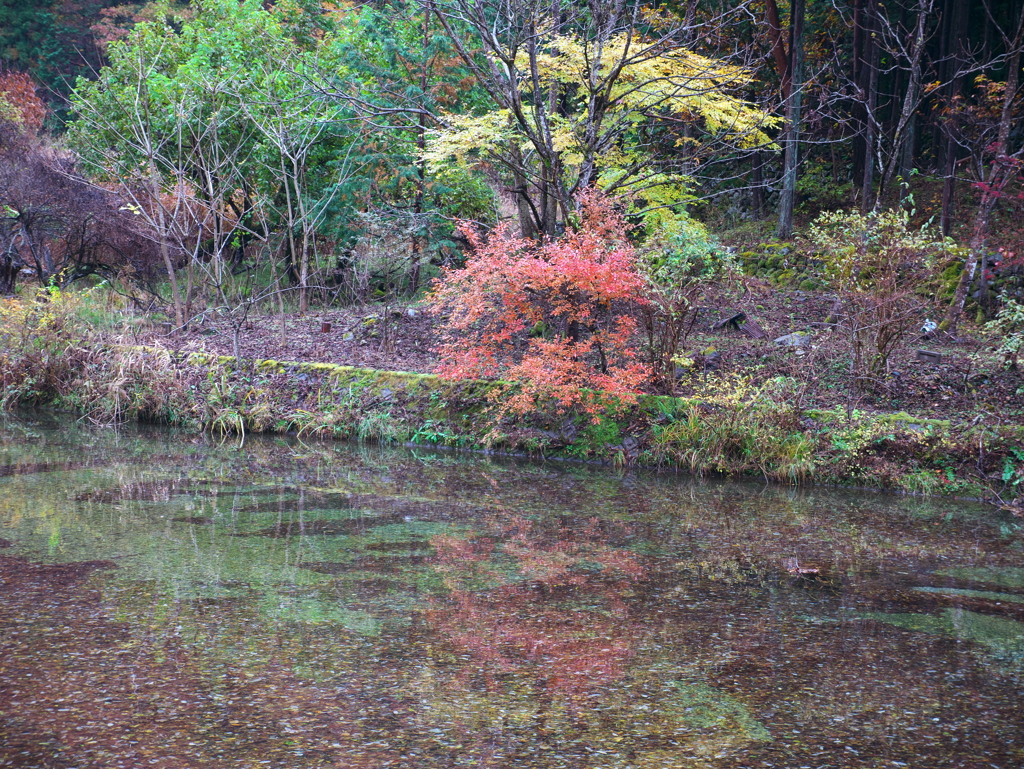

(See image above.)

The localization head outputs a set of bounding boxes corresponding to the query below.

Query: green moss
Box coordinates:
[773,269,796,285]
[912,587,1024,604]
[877,412,950,429]
[864,608,1024,663]
[935,567,1024,590]
[255,359,285,374]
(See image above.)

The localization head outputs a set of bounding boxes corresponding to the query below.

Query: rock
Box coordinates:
[559,417,579,443]
[774,333,810,347]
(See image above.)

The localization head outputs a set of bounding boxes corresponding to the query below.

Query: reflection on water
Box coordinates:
[1,413,1022,768]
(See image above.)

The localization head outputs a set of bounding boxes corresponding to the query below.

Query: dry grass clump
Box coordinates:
[0,287,188,424]
[649,376,817,483]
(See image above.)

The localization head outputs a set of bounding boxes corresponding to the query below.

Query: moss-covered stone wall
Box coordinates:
[167,352,1023,503]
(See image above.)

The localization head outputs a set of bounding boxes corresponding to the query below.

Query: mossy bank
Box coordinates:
[8,341,1022,504]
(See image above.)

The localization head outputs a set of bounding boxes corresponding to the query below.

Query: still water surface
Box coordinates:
[1,414,1022,768]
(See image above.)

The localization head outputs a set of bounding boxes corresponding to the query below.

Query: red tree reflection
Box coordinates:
[425,515,646,722]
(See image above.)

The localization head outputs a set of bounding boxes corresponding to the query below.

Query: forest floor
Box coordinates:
[149,284,1024,429]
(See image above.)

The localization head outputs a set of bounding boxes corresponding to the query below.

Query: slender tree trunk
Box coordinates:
[276,242,287,346]
[943,176,1003,330]
[752,151,765,218]
[409,9,430,296]
[293,157,311,313]
[851,0,867,185]
[940,137,957,236]
[777,0,804,239]
[279,152,301,309]
[150,160,184,329]
[510,143,539,239]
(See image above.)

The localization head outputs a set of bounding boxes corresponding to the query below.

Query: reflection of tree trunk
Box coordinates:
[777,0,804,239]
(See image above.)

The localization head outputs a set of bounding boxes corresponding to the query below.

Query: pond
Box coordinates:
[1,413,1022,769]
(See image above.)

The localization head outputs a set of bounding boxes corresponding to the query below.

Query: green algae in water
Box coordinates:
[935,566,1024,589]
[667,681,771,742]
[865,608,1024,659]
[913,586,1024,603]
[262,595,389,635]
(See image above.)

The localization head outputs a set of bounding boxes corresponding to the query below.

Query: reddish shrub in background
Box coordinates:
[0,70,46,132]
[0,118,163,294]
[428,191,649,420]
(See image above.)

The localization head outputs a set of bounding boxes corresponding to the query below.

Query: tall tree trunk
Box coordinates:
[777,0,804,239]
[860,0,881,211]
[880,0,934,195]
[939,0,970,234]
[851,0,868,189]
[764,0,791,98]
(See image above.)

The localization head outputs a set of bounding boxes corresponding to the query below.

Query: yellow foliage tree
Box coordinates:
[423,0,778,236]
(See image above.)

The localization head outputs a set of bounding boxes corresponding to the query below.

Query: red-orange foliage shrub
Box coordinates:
[0,70,46,133]
[429,192,649,419]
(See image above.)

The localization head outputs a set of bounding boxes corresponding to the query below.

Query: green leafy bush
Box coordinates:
[809,208,950,389]
[986,297,1024,370]
[637,211,734,392]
